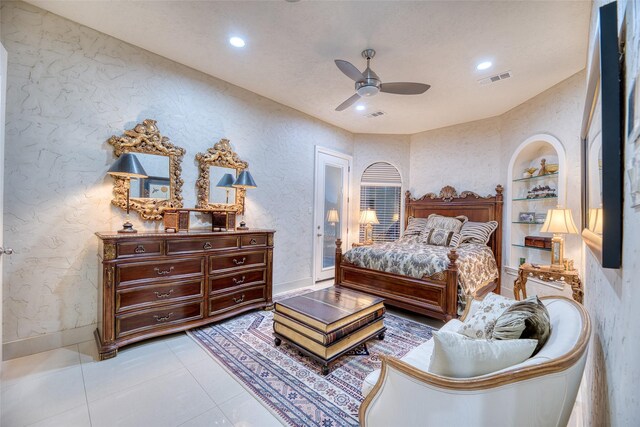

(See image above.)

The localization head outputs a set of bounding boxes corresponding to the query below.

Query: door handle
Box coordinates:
[317,233,323,237]
[0,247,13,255]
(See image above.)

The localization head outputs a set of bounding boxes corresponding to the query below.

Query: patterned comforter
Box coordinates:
[342,235,499,297]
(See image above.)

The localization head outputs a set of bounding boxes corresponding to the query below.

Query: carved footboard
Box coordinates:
[335,239,460,321]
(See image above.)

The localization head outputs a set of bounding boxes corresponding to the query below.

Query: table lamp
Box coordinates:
[360,209,379,244]
[326,209,339,237]
[233,170,257,230]
[216,173,236,204]
[107,153,148,233]
[588,207,603,235]
[539,207,578,270]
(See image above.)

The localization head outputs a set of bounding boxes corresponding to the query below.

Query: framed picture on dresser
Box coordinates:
[581,1,623,269]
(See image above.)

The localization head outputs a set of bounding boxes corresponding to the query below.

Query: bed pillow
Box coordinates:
[458,293,515,339]
[492,296,551,355]
[420,228,461,247]
[404,216,429,236]
[425,214,468,233]
[460,220,499,245]
[428,331,537,378]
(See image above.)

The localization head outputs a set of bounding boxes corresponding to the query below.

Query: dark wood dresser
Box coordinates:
[95,229,274,360]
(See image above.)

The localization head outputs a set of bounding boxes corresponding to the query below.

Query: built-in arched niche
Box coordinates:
[505,134,567,272]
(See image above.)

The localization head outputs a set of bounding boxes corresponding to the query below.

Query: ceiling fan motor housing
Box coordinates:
[356,80,380,96]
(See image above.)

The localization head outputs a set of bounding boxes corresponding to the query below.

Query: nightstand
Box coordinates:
[513,263,583,303]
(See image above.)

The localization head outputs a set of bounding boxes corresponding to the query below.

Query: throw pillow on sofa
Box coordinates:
[458,292,515,339]
[428,331,537,378]
[492,295,551,354]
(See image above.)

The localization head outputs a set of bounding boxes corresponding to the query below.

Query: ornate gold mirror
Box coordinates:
[196,139,248,212]
[108,119,186,220]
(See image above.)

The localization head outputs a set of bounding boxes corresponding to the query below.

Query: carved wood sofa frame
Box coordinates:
[335,185,503,321]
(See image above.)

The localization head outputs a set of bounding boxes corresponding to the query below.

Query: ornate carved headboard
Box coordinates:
[405,185,504,279]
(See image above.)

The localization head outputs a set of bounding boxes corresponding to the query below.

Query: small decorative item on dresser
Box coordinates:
[106,153,148,233]
[539,207,579,271]
[211,211,237,231]
[163,209,190,232]
[233,170,257,230]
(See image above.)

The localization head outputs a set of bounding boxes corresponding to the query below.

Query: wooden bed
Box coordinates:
[335,185,503,321]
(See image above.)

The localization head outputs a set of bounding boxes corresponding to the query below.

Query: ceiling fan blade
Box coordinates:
[380,82,431,95]
[335,93,361,111]
[335,59,366,82]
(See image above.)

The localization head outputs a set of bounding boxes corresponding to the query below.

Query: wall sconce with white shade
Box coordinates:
[107,153,148,233]
[233,170,257,230]
[360,209,379,244]
[540,207,578,270]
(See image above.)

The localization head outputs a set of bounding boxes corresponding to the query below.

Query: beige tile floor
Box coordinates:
[0,298,583,427]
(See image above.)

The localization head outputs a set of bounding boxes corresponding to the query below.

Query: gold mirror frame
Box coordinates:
[108,119,186,220]
[195,139,248,212]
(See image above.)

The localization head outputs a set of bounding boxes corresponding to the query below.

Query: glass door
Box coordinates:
[314,149,350,282]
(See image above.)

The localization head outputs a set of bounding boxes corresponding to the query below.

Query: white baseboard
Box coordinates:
[273,277,314,295]
[3,323,96,361]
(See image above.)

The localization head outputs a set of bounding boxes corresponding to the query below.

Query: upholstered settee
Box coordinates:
[360,296,590,427]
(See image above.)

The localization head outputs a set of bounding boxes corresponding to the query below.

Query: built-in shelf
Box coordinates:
[512,196,558,202]
[512,221,545,224]
[512,244,551,252]
[512,172,559,183]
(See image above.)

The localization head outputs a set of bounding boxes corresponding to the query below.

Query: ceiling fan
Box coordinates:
[334,49,430,111]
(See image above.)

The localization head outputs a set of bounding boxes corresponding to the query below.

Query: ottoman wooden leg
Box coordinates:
[378,332,385,340]
[322,364,330,376]
[274,337,281,346]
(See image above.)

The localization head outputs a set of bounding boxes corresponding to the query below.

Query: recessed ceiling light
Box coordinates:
[356,105,365,111]
[476,61,492,71]
[229,37,246,48]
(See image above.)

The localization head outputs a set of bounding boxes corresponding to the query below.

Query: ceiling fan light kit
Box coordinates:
[334,49,430,111]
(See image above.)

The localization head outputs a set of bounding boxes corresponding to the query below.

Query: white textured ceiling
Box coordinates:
[26,0,591,134]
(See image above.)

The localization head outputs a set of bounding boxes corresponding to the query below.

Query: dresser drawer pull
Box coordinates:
[154,266,175,275]
[134,245,146,254]
[250,238,257,245]
[203,242,213,250]
[153,313,173,322]
[232,257,246,266]
[154,289,174,299]
[233,294,245,304]
[232,276,246,285]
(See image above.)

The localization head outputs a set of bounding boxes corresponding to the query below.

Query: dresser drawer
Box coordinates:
[209,269,266,294]
[166,237,239,255]
[209,285,266,316]
[116,240,163,259]
[240,234,268,248]
[116,279,204,313]
[209,251,267,274]
[116,301,204,337]
[117,258,204,286]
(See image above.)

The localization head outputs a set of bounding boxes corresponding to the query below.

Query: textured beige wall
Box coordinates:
[582,0,640,425]
[0,1,355,345]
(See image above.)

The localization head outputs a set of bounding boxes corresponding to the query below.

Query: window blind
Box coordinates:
[359,162,402,243]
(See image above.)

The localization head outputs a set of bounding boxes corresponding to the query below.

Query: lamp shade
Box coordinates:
[233,170,257,188]
[107,153,148,178]
[326,209,339,223]
[359,209,380,225]
[588,207,603,234]
[216,173,236,188]
[540,208,579,234]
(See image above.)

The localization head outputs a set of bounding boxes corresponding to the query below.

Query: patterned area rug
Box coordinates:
[188,290,436,427]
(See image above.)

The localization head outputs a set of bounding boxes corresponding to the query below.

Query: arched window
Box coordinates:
[360,162,402,243]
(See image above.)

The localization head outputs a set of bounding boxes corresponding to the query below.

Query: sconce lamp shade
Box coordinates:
[359,209,380,225]
[326,209,340,223]
[588,207,604,234]
[233,170,257,188]
[216,173,236,188]
[107,153,148,178]
[540,208,579,234]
